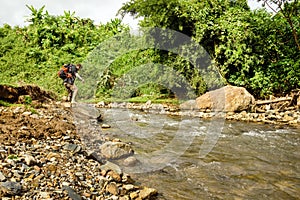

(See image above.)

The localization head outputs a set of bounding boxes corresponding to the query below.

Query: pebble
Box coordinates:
[106,182,119,195]
[24,154,36,166]
[0,171,6,181]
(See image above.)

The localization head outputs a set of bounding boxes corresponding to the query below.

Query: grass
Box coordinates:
[82,95,181,105]
[0,98,38,115]
[0,100,12,107]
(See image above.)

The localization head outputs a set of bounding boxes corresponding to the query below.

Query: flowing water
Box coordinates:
[97,108,299,199]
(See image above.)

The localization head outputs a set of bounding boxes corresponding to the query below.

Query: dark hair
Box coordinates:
[76,64,82,69]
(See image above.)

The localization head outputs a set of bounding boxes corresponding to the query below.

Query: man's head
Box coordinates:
[76,64,82,70]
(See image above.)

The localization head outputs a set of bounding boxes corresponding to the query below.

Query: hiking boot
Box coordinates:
[70,102,77,107]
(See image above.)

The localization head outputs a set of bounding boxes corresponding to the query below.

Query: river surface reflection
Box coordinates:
[100,108,300,200]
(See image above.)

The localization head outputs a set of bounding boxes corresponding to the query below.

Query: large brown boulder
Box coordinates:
[181,85,255,112]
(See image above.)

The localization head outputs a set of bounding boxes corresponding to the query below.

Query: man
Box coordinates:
[63,63,84,104]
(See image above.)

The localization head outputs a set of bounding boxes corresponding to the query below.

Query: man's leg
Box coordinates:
[64,83,73,102]
[71,84,78,103]
[68,92,72,102]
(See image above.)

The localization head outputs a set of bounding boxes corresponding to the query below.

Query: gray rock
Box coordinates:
[123,156,138,167]
[84,151,106,164]
[63,185,82,200]
[100,161,122,175]
[1,181,22,195]
[63,143,81,153]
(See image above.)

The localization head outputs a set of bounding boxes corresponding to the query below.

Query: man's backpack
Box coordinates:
[58,64,72,80]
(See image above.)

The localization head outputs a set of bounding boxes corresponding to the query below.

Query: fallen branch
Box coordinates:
[256,97,292,105]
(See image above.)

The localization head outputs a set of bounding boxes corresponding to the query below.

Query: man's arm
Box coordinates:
[75,73,84,82]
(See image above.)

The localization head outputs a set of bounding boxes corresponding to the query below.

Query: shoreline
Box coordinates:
[1,99,299,199]
[95,101,300,126]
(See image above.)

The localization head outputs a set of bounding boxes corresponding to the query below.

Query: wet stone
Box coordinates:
[101,123,111,128]
[100,141,134,159]
[139,187,158,199]
[123,156,138,167]
[100,161,122,175]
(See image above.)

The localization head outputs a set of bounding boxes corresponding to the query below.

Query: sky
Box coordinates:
[0,0,266,29]
[0,0,140,28]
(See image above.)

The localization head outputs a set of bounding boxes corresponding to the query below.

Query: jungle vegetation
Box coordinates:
[0,0,299,102]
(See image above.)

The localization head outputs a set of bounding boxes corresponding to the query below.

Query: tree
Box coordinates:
[259,0,300,50]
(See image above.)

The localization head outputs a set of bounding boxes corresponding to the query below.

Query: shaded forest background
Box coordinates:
[0,0,299,102]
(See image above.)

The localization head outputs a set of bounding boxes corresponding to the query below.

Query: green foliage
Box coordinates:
[258,0,300,50]
[0,5,129,98]
[119,0,300,98]
[7,154,18,160]
[1,2,300,102]
[24,95,32,105]
[0,100,12,107]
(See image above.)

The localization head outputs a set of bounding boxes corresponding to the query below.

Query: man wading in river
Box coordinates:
[59,63,84,104]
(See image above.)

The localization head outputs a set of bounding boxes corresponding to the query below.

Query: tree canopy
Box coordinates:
[119,0,300,98]
[0,2,299,101]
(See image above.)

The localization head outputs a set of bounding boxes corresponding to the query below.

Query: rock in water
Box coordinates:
[100,141,134,159]
[72,103,100,120]
[97,114,103,122]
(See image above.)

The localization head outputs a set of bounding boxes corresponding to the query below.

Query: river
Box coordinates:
[79,106,300,199]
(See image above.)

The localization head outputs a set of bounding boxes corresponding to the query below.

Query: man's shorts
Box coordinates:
[64,82,75,91]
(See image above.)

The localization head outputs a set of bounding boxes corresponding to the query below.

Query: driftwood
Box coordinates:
[255,97,293,105]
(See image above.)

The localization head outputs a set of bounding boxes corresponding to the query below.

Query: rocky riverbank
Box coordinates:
[1,84,300,199]
[0,101,157,200]
[95,100,300,126]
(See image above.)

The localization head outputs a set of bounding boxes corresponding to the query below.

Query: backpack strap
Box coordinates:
[69,65,78,76]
